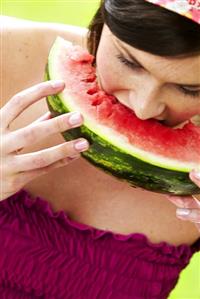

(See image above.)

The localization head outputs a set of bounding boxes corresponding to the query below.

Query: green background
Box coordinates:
[2,0,200,298]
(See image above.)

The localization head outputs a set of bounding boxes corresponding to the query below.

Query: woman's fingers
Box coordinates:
[10,138,89,172]
[0,80,91,201]
[176,208,200,223]
[189,169,200,187]
[22,155,80,181]
[1,80,65,129]
[167,195,200,232]
[18,156,79,184]
[31,111,52,125]
[5,111,84,154]
[166,169,200,233]
[167,195,200,209]
[167,169,200,209]
[2,112,52,155]
[2,154,80,199]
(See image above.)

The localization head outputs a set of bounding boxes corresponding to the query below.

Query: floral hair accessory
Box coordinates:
[145,0,200,24]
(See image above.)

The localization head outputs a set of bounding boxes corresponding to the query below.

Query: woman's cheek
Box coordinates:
[96,51,125,93]
[96,63,120,94]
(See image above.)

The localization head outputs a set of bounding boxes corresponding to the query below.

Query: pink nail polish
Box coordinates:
[176,208,190,217]
[51,80,65,89]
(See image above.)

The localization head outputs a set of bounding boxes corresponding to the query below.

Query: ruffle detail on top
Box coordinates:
[0,189,199,299]
[6,189,199,260]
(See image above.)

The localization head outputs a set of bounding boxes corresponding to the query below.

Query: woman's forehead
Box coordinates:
[101,25,200,86]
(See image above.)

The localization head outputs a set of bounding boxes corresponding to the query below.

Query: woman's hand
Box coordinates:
[0,80,89,201]
[167,170,200,233]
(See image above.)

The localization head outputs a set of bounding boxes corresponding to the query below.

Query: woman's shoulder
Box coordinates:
[1,16,88,54]
[1,16,88,128]
[1,16,88,107]
[1,15,88,42]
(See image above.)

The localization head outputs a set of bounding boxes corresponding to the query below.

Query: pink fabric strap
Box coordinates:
[145,0,200,24]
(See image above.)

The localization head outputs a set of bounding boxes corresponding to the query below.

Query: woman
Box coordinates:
[0,0,200,298]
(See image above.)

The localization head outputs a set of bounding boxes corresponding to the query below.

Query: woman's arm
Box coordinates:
[1,16,88,106]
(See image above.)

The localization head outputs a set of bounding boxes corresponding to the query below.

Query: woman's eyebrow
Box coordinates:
[116,40,200,88]
[118,43,145,68]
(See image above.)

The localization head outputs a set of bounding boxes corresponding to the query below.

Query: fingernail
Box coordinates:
[74,139,89,151]
[193,170,200,180]
[68,112,82,125]
[176,208,190,217]
[50,80,65,89]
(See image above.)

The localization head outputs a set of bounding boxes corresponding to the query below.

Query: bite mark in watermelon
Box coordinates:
[45,37,200,195]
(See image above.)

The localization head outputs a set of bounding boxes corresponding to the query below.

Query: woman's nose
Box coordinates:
[129,87,166,120]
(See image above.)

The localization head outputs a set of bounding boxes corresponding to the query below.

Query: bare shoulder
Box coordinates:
[0,15,88,46]
[1,16,88,106]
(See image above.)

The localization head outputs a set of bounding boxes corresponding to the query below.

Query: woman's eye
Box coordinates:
[178,86,200,98]
[116,54,142,70]
[116,54,200,99]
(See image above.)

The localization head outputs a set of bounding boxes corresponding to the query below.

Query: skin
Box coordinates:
[1,18,200,239]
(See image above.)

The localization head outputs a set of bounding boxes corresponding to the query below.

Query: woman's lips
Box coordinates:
[95,72,183,127]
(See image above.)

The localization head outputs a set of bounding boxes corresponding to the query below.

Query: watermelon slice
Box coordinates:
[45,36,200,195]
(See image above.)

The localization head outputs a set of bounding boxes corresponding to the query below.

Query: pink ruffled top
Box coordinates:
[0,189,199,299]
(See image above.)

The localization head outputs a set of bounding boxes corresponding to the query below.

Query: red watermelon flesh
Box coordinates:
[57,42,200,164]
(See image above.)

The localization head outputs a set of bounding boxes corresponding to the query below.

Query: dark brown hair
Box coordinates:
[87,0,200,59]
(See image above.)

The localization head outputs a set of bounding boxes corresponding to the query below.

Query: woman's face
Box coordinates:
[96,25,200,127]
